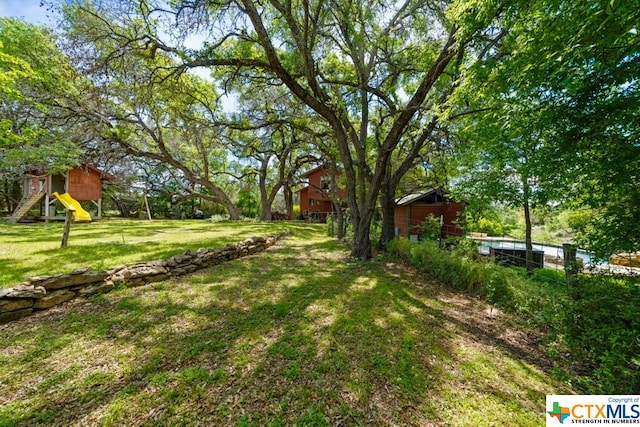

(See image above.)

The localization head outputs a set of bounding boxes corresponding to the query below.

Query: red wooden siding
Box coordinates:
[394,202,464,238]
[26,176,44,197]
[299,187,309,213]
[297,165,346,217]
[68,168,102,201]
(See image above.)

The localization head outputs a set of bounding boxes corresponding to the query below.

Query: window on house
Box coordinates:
[310,199,316,206]
[320,175,330,190]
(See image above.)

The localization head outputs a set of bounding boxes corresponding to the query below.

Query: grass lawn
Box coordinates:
[0,224,573,425]
[0,219,294,288]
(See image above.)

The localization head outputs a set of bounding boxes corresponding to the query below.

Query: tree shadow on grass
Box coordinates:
[0,221,160,244]
[0,258,35,287]
[8,223,318,284]
[0,235,349,425]
[0,233,568,426]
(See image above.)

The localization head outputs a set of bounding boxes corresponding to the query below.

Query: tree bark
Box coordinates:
[1,180,11,213]
[352,208,376,260]
[563,243,578,287]
[110,195,130,218]
[10,179,21,212]
[206,183,240,220]
[258,157,273,221]
[524,199,534,277]
[379,186,397,245]
[328,163,345,239]
[283,183,293,220]
[379,158,403,246]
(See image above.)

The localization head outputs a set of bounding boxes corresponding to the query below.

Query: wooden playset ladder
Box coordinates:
[8,190,45,224]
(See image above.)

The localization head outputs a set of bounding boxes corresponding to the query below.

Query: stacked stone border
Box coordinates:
[0,232,289,325]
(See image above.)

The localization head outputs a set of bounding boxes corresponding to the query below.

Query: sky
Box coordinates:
[0,0,56,25]
[1,0,238,112]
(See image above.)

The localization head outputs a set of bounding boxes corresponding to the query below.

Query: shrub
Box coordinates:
[387,239,500,297]
[385,238,640,393]
[370,220,381,244]
[420,214,441,241]
[326,215,334,236]
[563,275,640,393]
[474,217,504,236]
[449,236,480,258]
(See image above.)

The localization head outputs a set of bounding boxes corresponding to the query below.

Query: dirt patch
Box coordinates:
[382,261,553,373]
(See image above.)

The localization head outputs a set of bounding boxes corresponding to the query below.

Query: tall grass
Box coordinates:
[564,276,640,393]
[386,238,640,394]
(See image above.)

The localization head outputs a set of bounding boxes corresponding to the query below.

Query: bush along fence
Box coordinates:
[0,232,289,325]
[386,238,640,394]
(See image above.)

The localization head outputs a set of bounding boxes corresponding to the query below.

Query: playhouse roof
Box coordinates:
[80,165,114,180]
[26,165,114,180]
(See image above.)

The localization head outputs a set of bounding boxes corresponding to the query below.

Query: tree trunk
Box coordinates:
[379,182,397,246]
[378,117,442,247]
[258,157,272,221]
[260,200,272,221]
[110,195,129,218]
[1,180,11,213]
[201,182,240,220]
[283,183,293,220]
[524,199,534,277]
[351,210,375,260]
[563,243,578,287]
[206,186,240,220]
[258,157,269,221]
[333,201,345,239]
[225,200,241,220]
[10,179,21,212]
[328,163,346,239]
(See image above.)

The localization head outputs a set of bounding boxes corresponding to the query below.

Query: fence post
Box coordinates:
[563,243,578,287]
[61,208,74,248]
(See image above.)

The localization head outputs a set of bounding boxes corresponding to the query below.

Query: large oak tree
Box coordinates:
[61,7,243,218]
[59,0,505,259]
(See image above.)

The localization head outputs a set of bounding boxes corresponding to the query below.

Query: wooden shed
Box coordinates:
[10,165,112,223]
[394,188,465,240]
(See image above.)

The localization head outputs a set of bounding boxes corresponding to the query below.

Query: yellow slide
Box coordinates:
[53,192,92,222]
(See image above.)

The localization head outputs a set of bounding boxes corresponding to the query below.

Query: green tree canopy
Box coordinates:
[451,0,640,258]
[60,4,245,218]
[57,0,508,259]
[0,18,83,178]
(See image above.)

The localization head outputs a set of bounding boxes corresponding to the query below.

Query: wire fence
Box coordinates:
[469,235,640,282]
[330,213,639,282]
[394,215,640,283]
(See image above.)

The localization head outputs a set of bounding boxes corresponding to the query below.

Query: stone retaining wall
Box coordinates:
[0,232,288,325]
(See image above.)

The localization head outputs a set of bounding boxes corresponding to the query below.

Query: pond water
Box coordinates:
[473,238,600,265]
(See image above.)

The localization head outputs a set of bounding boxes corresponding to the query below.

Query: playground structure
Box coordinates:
[52,192,92,222]
[9,166,112,223]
